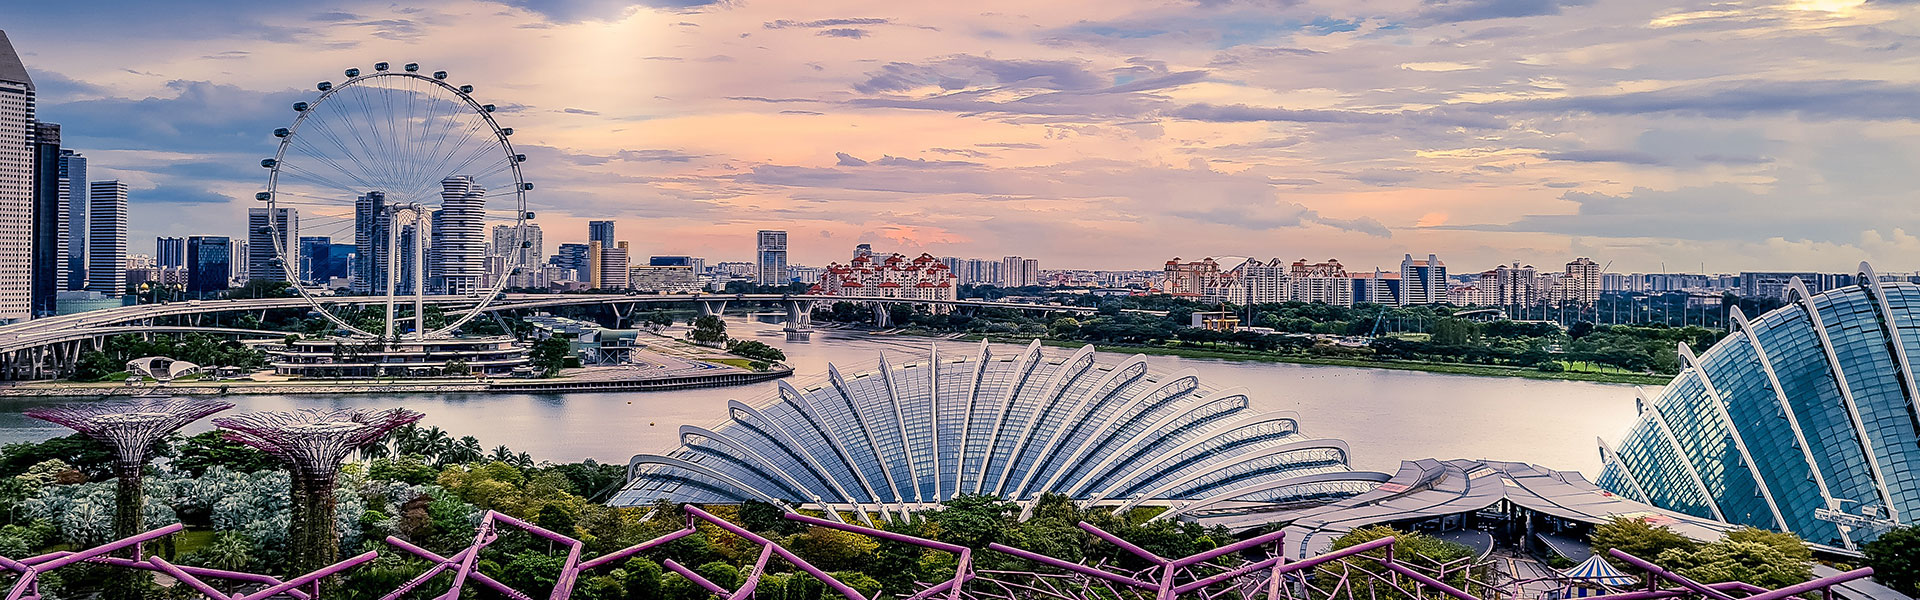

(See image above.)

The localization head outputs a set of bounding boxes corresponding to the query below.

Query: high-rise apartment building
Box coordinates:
[85,181,128,295]
[156,236,186,269]
[588,220,615,248]
[352,191,389,294]
[588,240,604,289]
[0,31,37,320]
[246,207,297,283]
[430,176,485,294]
[57,149,83,290]
[1398,253,1446,305]
[600,241,630,289]
[30,122,58,317]
[554,243,589,280]
[491,223,542,288]
[1288,258,1352,307]
[186,235,231,295]
[1001,256,1039,287]
[1562,257,1600,305]
[756,230,788,286]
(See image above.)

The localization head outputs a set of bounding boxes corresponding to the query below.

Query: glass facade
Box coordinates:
[613,342,1381,517]
[1599,270,1920,547]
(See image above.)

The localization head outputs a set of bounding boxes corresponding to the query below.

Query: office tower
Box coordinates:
[430,176,485,294]
[491,222,542,268]
[0,31,35,319]
[587,240,603,289]
[554,243,589,279]
[853,243,873,260]
[30,122,57,317]
[1398,253,1446,305]
[588,220,614,247]
[1001,256,1039,287]
[601,241,630,289]
[58,149,83,290]
[155,236,186,269]
[186,236,231,295]
[298,236,331,284]
[756,229,787,286]
[247,207,297,283]
[328,243,353,285]
[86,181,128,295]
[352,191,389,294]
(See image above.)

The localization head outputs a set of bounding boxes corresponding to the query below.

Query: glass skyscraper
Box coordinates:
[1598,263,1920,549]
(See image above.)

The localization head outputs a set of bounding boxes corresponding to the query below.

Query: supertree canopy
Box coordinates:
[214,407,423,574]
[24,398,233,538]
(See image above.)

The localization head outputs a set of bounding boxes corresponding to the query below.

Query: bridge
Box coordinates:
[0,293,1097,380]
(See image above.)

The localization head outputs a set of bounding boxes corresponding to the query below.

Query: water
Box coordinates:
[0,318,1644,476]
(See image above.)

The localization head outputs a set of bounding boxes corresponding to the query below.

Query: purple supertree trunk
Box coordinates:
[215,407,423,576]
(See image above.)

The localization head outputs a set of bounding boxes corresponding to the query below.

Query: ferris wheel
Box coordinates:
[259,62,532,340]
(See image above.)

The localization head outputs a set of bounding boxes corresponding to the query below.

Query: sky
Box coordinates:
[5,0,1920,273]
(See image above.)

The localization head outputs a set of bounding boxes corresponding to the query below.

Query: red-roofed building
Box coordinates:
[815,252,957,304]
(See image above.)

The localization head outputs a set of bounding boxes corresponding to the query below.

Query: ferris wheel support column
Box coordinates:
[413,214,430,339]
[384,212,400,341]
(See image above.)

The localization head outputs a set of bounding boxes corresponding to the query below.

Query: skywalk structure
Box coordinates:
[613,341,1388,523]
[1597,263,1920,550]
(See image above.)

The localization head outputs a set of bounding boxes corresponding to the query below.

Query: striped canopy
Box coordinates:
[1563,555,1636,587]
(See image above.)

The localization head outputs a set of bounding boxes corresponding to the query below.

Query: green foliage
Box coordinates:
[1,433,117,480]
[725,339,787,363]
[367,456,438,485]
[170,431,280,477]
[1655,527,1812,588]
[529,337,572,377]
[1865,526,1920,595]
[1590,517,1700,567]
[689,315,728,345]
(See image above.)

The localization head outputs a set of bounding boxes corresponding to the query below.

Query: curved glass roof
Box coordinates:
[1598,264,1920,549]
[612,341,1383,521]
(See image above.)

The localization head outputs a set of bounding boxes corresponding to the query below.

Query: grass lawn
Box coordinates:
[171,528,217,556]
[705,358,756,370]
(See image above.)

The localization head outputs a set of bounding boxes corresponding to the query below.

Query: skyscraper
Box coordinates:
[155,236,186,269]
[430,176,485,294]
[30,122,58,317]
[587,240,603,289]
[588,220,615,247]
[352,191,389,294]
[1398,253,1446,305]
[554,243,589,280]
[57,149,83,290]
[247,207,297,283]
[186,236,231,296]
[601,241,630,289]
[1563,257,1600,305]
[298,236,331,284]
[0,31,37,320]
[1001,256,1039,287]
[86,181,127,296]
[491,223,542,288]
[756,229,787,286]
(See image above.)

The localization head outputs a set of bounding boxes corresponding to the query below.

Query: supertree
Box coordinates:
[215,407,423,574]
[24,397,233,600]
[24,398,233,541]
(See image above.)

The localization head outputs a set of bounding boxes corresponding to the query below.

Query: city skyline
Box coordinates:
[3,1,1917,272]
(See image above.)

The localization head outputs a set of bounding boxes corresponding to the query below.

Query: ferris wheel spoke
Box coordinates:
[295,116,390,194]
[287,136,384,192]
[419,114,491,188]
[280,163,376,200]
[342,87,402,190]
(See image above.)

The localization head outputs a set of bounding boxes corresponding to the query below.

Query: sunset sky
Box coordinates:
[6,0,1920,272]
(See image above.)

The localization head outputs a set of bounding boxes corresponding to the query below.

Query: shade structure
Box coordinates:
[1562,554,1636,587]
[612,341,1386,520]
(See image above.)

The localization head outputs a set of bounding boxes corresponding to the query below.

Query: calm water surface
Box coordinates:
[0,318,1646,476]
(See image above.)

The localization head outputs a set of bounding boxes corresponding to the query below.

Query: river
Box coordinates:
[0,318,1646,476]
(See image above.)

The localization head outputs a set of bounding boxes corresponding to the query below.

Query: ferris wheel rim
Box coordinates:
[262,67,530,340]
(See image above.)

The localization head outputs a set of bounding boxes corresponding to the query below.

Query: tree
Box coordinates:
[0,434,117,480]
[1590,516,1700,567]
[529,337,572,377]
[688,315,727,345]
[1656,528,1811,588]
[725,340,786,363]
[1865,526,1920,595]
[170,431,281,477]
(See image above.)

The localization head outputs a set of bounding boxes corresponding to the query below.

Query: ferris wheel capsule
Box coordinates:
[261,159,277,168]
[433,70,448,79]
[374,62,390,71]
[500,127,513,136]
[514,154,526,162]
[317,82,331,91]
[459,85,474,94]
[482,104,495,113]
[255,192,271,201]
[345,67,360,77]
[521,182,534,190]
[404,63,420,72]
[273,128,291,138]
[292,102,309,112]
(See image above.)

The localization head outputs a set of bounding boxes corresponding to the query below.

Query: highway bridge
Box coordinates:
[0,293,1100,380]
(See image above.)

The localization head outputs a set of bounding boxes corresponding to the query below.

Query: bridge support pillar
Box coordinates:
[610,302,636,329]
[698,300,728,318]
[871,302,892,328]
[783,300,814,342]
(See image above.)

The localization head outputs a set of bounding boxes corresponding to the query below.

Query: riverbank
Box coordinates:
[945,334,1670,385]
[0,364,793,397]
